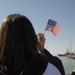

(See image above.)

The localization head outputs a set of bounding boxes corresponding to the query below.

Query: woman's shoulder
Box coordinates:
[43,49,65,75]
[42,55,65,75]
[43,62,61,75]
[47,56,65,75]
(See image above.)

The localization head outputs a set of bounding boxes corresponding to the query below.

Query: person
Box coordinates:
[0,14,65,75]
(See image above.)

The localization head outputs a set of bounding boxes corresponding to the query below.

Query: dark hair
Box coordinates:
[0,14,39,73]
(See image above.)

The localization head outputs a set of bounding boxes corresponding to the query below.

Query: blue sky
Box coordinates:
[0,0,75,55]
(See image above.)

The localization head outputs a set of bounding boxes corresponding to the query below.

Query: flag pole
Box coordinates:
[43,29,46,35]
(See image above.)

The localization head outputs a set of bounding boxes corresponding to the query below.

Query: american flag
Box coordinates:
[45,19,61,36]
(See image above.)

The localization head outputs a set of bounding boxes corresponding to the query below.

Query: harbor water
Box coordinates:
[58,56,75,75]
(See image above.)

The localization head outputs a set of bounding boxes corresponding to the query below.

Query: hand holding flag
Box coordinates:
[45,19,61,36]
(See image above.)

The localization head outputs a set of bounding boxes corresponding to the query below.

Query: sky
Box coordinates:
[0,0,75,55]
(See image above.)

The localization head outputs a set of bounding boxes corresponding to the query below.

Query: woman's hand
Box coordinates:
[37,33,45,51]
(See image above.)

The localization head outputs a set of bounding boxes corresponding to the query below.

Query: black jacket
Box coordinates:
[0,49,65,75]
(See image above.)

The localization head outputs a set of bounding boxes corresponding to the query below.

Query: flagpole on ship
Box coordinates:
[70,38,72,53]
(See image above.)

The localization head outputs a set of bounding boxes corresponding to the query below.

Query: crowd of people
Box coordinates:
[0,14,75,75]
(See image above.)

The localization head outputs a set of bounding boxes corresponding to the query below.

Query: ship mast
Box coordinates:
[70,39,72,53]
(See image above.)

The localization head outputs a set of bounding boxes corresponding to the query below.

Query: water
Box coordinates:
[58,56,75,75]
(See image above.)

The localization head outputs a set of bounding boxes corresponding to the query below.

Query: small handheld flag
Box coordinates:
[45,19,61,36]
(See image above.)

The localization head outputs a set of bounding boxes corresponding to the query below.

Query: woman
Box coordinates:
[0,14,65,75]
